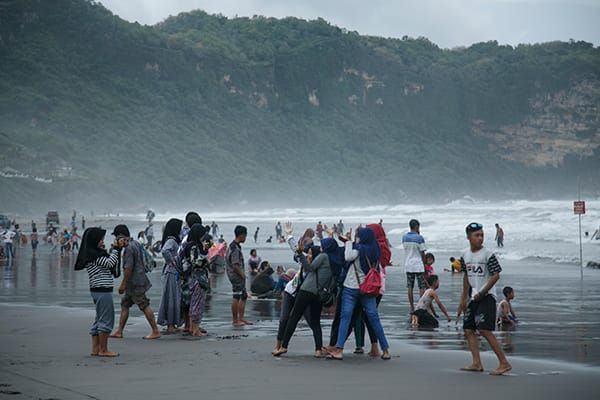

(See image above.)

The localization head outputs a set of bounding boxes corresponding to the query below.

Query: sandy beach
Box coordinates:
[0,303,599,400]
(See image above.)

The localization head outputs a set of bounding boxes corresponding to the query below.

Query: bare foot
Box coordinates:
[490,363,512,376]
[272,347,281,355]
[461,364,484,372]
[353,347,364,354]
[324,345,336,354]
[90,352,98,357]
[327,349,343,360]
[241,319,253,325]
[314,350,325,358]
[143,332,161,340]
[369,350,382,357]
[109,332,123,339]
[191,329,207,337]
[98,351,119,357]
[233,321,245,327]
[381,350,391,360]
[165,327,181,334]
[272,348,288,357]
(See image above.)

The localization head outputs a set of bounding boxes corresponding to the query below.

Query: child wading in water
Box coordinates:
[459,223,512,375]
[411,275,451,328]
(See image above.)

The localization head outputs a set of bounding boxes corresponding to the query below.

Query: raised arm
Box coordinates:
[298,253,327,272]
[344,241,359,263]
[95,248,120,270]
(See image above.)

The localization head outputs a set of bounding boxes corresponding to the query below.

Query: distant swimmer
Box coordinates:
[445,257,462,273]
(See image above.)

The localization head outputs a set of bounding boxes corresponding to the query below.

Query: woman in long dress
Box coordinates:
[157,218,184,334]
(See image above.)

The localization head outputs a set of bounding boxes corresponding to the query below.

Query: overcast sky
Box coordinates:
[99,0,599,49]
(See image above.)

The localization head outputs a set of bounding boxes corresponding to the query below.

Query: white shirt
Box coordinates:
[461,247,502,300]
[2,230,15,244]
[343,241,365,289]
[402,231,426,273]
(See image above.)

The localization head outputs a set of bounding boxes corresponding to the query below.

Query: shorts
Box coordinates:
[413,309,439,329]
[228,274,248,300]
[121,293,150,311]
[463,295,496,331]
[406,272,425,290]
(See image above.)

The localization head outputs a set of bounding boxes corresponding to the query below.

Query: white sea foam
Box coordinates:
[122,199,600,264]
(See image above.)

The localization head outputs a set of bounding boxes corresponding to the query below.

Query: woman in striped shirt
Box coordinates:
[75,227,124,357]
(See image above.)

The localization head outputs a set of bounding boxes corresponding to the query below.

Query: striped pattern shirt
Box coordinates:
[86,248,119,290]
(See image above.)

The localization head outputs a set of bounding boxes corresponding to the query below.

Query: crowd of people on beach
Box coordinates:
[61,209,516,375]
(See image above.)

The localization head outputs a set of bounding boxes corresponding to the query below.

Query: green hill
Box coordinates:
[1,0,599,212]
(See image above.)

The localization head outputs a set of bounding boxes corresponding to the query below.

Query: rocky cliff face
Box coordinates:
[472,77,600,167]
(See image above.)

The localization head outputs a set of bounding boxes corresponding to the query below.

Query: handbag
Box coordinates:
[315,265,337,307]
[353,256,381,297]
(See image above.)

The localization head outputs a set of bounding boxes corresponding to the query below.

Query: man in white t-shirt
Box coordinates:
[402,219,426,313]
[2,228,16,259]
[459,222,512,376]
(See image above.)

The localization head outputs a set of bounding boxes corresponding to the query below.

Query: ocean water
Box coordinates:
[1,199,600,366]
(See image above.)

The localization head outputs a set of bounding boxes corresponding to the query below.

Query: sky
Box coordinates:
[98,0,600,49]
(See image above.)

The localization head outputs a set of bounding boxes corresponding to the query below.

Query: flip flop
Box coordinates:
[272,349,287,357]
[327,353,343,361]
[381,354,391,360]
[354,348,364,354]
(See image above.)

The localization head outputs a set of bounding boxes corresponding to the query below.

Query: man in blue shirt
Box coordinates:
[402,219,427,314]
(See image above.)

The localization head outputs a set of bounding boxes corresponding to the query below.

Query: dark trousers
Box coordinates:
[277,291,312,341]
[281,290,322,350]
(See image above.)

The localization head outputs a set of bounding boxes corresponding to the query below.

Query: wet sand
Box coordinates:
[0,304,599,400]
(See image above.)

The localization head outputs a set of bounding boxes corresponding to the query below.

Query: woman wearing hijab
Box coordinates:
[352,223,392,357]
[328,227,391,360]
[273,240,332,358]
[181,223,211,337]
[158,218,184,334]
[74,227,124,357]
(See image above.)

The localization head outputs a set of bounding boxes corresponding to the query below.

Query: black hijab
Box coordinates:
[162,218,183,246]
[185,212,202,229]
[185,223,208,257]
[74,227,108,270]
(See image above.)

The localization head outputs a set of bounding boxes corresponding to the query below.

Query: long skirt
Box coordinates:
[189,278,207,324]
[157,272,183,327]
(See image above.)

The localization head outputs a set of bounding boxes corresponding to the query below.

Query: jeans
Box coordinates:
[281,290,322,350]
[90,291,115,335]
[4,242,13,258]
[336,288,389,351]
[329,287,362,347]
[354,295,383,347]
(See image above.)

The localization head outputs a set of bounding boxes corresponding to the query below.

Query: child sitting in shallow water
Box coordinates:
[411,275,451,329]
[497,286,518,327]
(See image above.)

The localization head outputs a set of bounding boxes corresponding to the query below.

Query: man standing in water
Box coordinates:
[227,225,251,326]
[253,227,260,243]
[110,225,161,340]
[275,222,282,241]
[402,219,427,314]
[494,224,504,247]
[459,222,511,375]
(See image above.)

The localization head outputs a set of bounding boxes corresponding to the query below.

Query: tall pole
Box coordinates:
[578,179,583,281]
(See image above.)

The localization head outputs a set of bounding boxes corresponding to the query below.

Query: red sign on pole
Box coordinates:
[574,201,586,215]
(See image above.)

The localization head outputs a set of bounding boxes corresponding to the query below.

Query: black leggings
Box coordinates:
[281,290,322,350]
[277,292,313,341]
